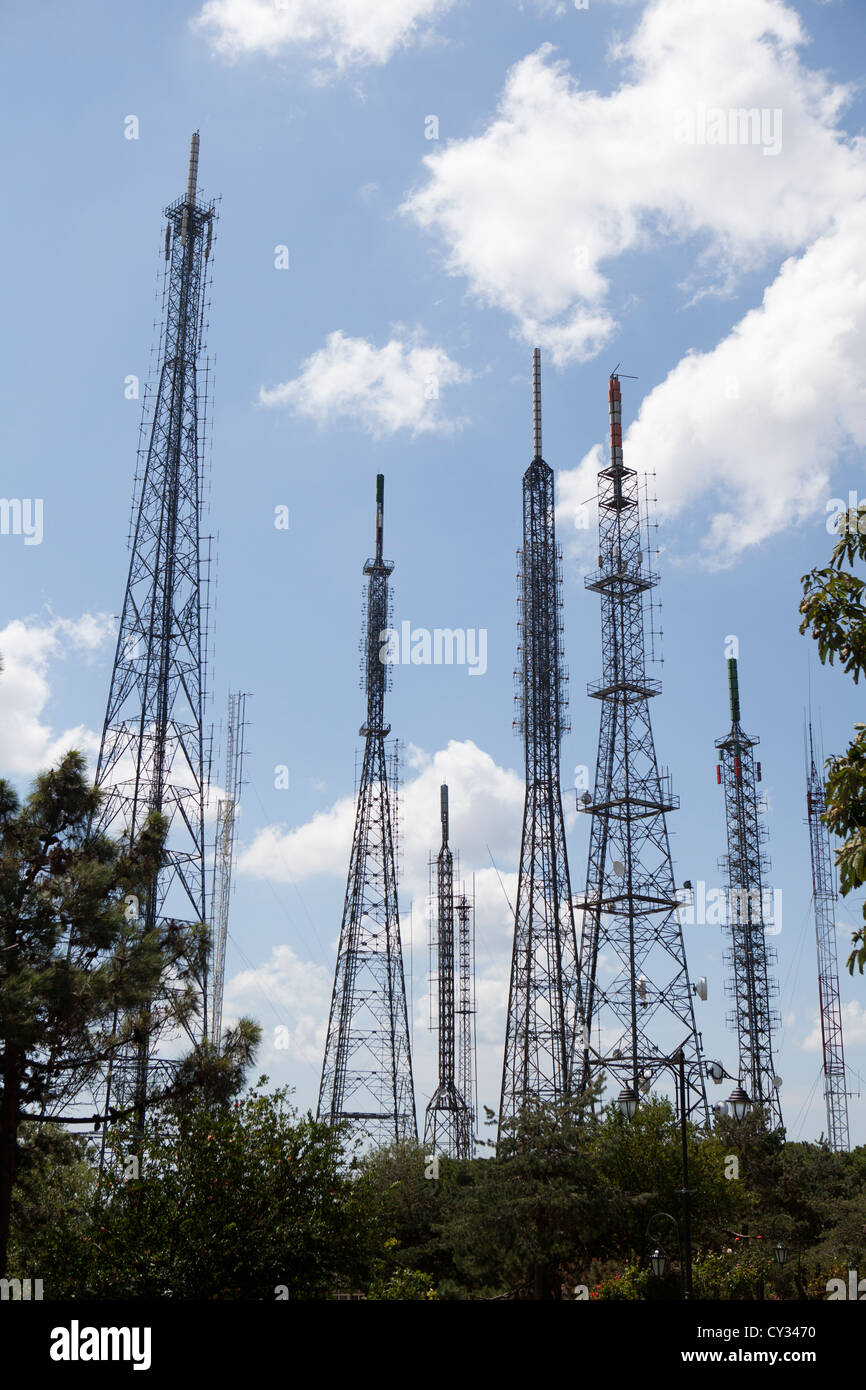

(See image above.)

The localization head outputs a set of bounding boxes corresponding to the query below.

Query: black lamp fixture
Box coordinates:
[727,1084,751,1122]
[617,1085,639,1121]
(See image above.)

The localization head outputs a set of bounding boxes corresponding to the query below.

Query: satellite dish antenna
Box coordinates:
[612,860,625,878]
[693,977,708,1002]
[581,791,592,805]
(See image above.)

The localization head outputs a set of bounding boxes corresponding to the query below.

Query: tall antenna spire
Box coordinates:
[93,132,216,1140]
[500,349,582,1132]
[532,347,542,461]
[318,475,417,1149]
[206,692,249,1047]
[375,471,384,564]
[608,371,623,470]
[186,131,200,206]
[715,658,783,1129]
[806,719,850,1150]
[577,372,708,1125]
[424,785,473,1159]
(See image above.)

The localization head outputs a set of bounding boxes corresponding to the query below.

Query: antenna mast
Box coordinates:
[806,722,850,1149]
[318,475,417,1148]
[94,131,216,1134]
[424,785,474,1158]
[577,373,708,1123]
[206,692,249,1046]
[500,349,582,1131]
[715,659,783,1128]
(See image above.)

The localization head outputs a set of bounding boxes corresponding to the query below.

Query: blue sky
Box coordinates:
[2,0,866,1145]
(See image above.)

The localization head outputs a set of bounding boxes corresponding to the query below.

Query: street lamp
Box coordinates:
[617,1085,639,1121]
[619,1056,744,1300]
[773,1240,789,1268]
[727,1085,752,1122]
[647,1212,681,1295]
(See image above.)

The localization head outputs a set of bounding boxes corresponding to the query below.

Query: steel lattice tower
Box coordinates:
[455,883,477,1148]
[95,133,215,1124]
[318,475,417,1149]
[499,349,581,1129]
[206,692,248,1047]
[806,722,849,1150]
[577,374,708,1123]
[424,785,473,1158]
[715,659,783,1129]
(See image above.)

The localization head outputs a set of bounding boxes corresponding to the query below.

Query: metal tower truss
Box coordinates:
[500,349,582,1129]
[205,692,249,1047]
[715,658,783,1130]
[455,881,478,1147]
[577,374,708,1124]
[94,133,215,1121]
[806,723,850,1151]
[318,475,417,1150]
[424,786,473,1159]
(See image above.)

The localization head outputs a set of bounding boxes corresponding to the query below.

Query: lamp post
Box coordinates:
[619,1055,748,1300]
[647,1212,681,1297]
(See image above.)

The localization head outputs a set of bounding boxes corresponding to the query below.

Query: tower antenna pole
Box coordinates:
[500,349,582,1133]
[94,131,216,1139]
[577,373,708,1124]
[318,476,417,1148]
[715,658,783,1128]
[424,786,474,1158]
[806,719,850,1149]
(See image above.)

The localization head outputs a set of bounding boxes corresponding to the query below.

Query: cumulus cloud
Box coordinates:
[239,739,524,896]
[222,944,332,1065]
[403,0,862,363]
[258,330,472,437]
[404,0,866,565]
[0,613,115,778]
[558,202,866,567]
[237,739,527,1107]
[802,999,866,1053]
[192,0,456,73]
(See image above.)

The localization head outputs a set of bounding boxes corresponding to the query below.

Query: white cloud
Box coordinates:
[192,0,456,72]
[258,330,471,437]
[802,999,866,1053]
[238,739,528,1109]
[403,0,862,364]
[557,201,866,567]
[0,613,115,778]
[222,944,332,1065]
[239,739,524,897]
[238,792,356,881]
[402,0,866,564]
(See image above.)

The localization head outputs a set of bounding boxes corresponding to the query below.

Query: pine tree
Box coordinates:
[0,750,195,1276]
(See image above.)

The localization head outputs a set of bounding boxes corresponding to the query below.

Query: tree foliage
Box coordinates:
[0,752,185,1276]
[801,503,866,973]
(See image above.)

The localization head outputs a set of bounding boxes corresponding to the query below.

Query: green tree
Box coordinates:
[46,1081,366,1300]
[0,750,191,1277]
[439,1092,614,1299]
[801,503,866,973]
[591,1096,738,1259]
